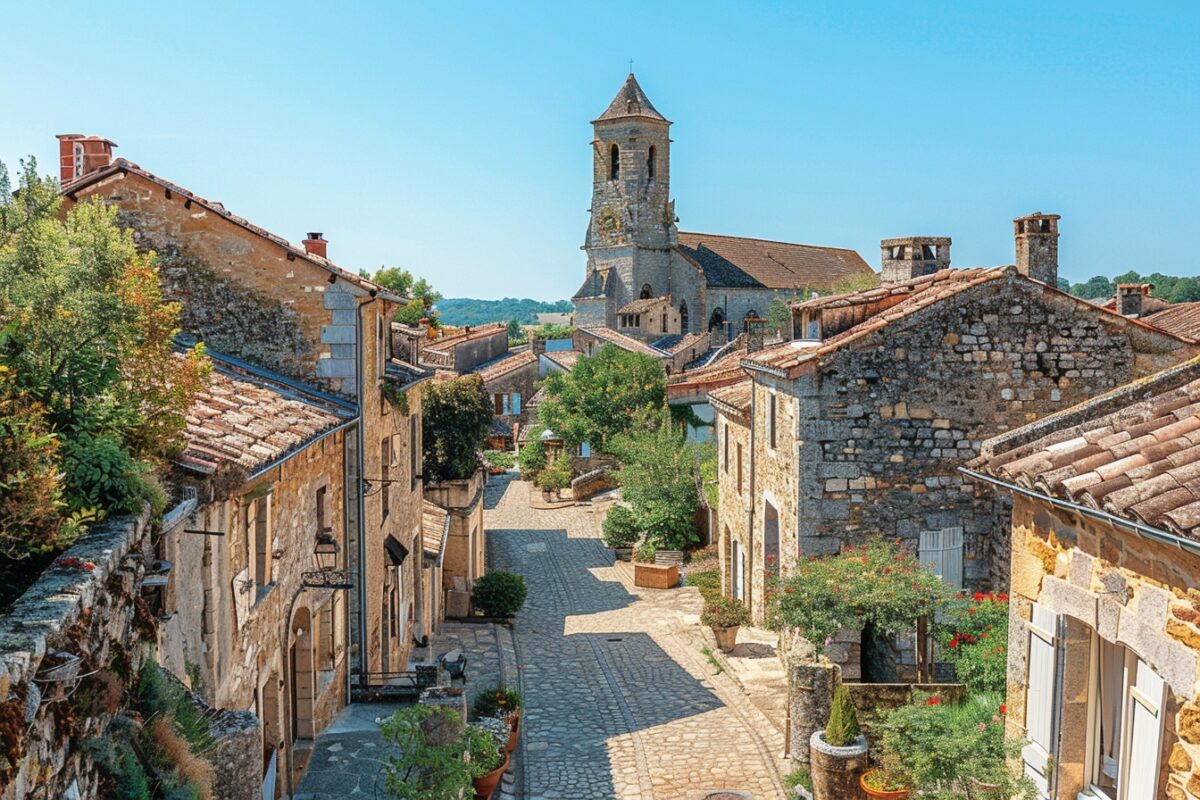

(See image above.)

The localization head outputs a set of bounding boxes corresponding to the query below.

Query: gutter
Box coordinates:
[959,466,1200,557]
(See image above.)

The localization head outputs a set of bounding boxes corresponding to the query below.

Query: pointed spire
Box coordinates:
[593,73,669,124]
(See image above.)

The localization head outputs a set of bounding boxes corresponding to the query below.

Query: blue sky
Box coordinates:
[3,2,1197,300]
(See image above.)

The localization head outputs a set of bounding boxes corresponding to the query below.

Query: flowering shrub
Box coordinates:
[700,596,752,628]
[473,686,522,718]
[768,539,951,653]
[877,692,1034,800]
[938,592,1009,693]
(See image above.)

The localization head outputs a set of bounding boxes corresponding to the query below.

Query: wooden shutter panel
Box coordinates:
[1022,602,1060,799]
[1124,657,1165,799]
[513,393,521,414]
[919,527,964,588]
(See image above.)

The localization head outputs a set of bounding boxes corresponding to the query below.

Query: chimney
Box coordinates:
[56,134,116,184]
[532,336,547,356]
[302,232,327,259]
[1014,212,1060,285]
[1117,283,1151,318]
[746,317,767,353]
[880,237,951,284]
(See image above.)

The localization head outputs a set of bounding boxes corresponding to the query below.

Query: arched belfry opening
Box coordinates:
[609,143,620,181]
[640,284,653,299]
[708,307,725,331]
[679,300,689,333]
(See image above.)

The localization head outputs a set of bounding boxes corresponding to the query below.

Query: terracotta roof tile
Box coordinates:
[542,349,582,370]
[676,231,873,292]
[424,323,508,354]
[578,327,667,358]
[1145,302,1200,341]
[616,296,669,315]
[421,501,450,561]
[975,357,1200,541]
[472,350,537,383]
[708,379,753,418]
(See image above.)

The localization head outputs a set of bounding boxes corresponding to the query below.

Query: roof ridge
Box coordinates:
[678,230,862,254]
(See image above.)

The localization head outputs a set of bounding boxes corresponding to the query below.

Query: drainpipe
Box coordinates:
[747,379,757,616]
[353,291,377,693]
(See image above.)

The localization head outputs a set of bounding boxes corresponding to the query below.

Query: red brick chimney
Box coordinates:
[302,232,327,259]
[56,135,117,184]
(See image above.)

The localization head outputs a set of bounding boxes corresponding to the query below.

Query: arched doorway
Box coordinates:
[708,307,725,331]
[289,606,315,742]
[679,301,689,333]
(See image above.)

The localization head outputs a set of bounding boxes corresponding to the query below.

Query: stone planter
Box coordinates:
[612,547,633,562]
[634,562,679,589]
[809,731,867,800]
[712,625,739,653]
[472,753,509,800]
[860,769,909,799]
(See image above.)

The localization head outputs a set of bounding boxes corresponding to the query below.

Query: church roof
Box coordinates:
[593,74,669,124]
[675,232,873,292]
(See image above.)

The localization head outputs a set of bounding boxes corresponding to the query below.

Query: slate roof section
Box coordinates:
[708,380,753,418]
[179,355,355,477]
[62,159,401,303]
[973,356,1200,541]
[747,266,1193,379]
[578,327,667,358]
[472,350,538,383]
[385,358,432,391]
[676,232,873,292]
[1146,302,1200,341]
[594,74,669,123]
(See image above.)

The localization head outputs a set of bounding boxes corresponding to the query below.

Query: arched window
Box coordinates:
[647,146,656,181]
[708,307,725,331]
[679,301,689,333]
[609,144,620,181]
[640,284,652,299]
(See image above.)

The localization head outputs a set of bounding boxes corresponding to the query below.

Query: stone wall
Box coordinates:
[844,681,966,746]
[715,408,754,609]
[1005,494,1200,800]
[425,471,486,596]
[483,357,537,430]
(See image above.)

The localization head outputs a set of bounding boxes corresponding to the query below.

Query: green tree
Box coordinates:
[609,409,701,550]
[372,266,415,296]
[1070,275,1114,300]
[834,272,881,294]
[506,318,525,344]
[422,374,492,482]
[536,344,665,450]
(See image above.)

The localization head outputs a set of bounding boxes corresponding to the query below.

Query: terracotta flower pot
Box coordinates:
[860,768,910,799]
[712,625,739,653]
[472,753,510,800]
[505,714,520,754]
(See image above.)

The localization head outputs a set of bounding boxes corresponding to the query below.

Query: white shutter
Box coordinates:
[1023,603,1060,799]
[919,527,964,588]
[1123,657,1165,800]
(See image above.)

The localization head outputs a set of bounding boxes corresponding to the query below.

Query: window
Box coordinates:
[736,442,743,494]
[1086,640,1166,800]
[647,145,656,181]
[316,486,329,534]
[723,424,729,472]
[679,301,689,333]
[609,143,620,180]
[73,142,84,179]
[380,439,391,521]
[640,283,652,299]
[493,393,522,415]
[409,415,418,490]
[1022,603,1060,798]
[250,495,272,594]
[918,527,964,588]
[318,602,334,671]
[376,315,386,379]
[661,313,667,332]
[768,393,777,450]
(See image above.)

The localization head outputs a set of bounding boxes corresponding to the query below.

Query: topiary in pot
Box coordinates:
[471,572,528,618]
[602,505,641,549]
[810,684,868,800]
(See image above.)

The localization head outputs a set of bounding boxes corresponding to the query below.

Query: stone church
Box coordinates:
[573,74,873,347]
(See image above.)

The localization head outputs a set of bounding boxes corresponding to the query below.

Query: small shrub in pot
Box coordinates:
[602,505,641,549]
[471,572,528,618]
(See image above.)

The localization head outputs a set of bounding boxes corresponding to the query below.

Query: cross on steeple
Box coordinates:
[628,59,633,74]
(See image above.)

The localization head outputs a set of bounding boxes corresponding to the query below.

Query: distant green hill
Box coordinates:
[1059,271,1199,302]
[436,297,572,326]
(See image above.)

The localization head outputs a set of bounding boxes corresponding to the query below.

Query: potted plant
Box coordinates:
[467,723,509,800]
[809,684,868,800]
[474,687,522,725]
[633,541,680,589]
[700,596,751,653]
[861,754,910,800]
[602,505,641,560]
[535,456,571,500]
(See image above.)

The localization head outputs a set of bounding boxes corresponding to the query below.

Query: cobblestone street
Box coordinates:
[486,473,789,800]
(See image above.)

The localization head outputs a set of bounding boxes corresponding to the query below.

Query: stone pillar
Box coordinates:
[207,710,263,800]
[785,635,838,764]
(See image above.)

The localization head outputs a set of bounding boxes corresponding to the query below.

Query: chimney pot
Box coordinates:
[302,232,328,259]
[56,134,117,184]
[1014,212,1060,285]
[880,237,951,285]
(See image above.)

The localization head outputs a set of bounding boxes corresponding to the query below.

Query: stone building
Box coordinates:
[58,135,435,764]
[424,470,486,618]
[969,356,1200,800]
[572,75,873,348]
[160,351,356,795]
[713,215,1197,647]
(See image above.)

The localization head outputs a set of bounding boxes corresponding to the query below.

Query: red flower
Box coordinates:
[784,587,794,594]
[968,607,977,615]
[998,593,1009,602]
[949,637,959,648]
[926,696,942,706]
[999,704,1007,714]
[973,592,985,601]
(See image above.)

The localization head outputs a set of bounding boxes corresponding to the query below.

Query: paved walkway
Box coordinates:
[486,473,789,800]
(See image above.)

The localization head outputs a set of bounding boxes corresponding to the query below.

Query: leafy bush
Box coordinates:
[465,723,504,776]
[136,660,213,753]
[824,684,861,746]
[534,456,571,491]
[381,705,474,800]
[471,571,528,618]
[62,434,168,517]
[877,692,1035,800]
[422,375,492,482]
[700,596,751,629]
[769,539,951,653]
[601,505,641,548]
[517,433,546,476]
[634,541,657,563]
[937,592,1009,693]
[685,569,721,603]
[482,451,516,470]
[610,409,701,551]
[473,686,522,719]
[784,767,813,791]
